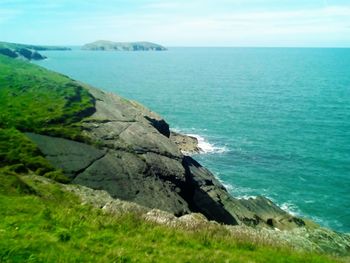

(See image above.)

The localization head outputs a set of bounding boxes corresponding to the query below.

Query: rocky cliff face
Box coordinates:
[0,47,46,60]
[27,86,304,230]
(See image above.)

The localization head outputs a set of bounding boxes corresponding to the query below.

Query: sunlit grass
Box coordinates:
[0,54,95,180]
[0,170,341,263]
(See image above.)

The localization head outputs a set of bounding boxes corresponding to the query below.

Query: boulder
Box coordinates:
[170,131,200,154]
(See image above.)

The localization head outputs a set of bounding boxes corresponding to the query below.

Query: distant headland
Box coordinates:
[0,41,71,60]
[82,40,167,51]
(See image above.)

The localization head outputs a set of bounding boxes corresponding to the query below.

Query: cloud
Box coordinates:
[1,1,349,46]
[66,5,350,45]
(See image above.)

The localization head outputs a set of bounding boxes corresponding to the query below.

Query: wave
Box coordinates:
[186,133,228,154]
[280,202,300,216]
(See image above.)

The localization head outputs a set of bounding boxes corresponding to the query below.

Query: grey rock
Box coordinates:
[170,131,200,154]
[73,151,190,215]
[0,47,46,60]
[25,132,106,179]
[29,85,305,230]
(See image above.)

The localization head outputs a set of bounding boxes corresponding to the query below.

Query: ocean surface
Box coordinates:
[35,48,350,233]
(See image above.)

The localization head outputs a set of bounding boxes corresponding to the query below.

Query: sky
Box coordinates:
[1,0,350,47]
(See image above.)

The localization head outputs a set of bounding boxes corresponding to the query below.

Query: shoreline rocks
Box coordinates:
[27,85,305,230]
[170,131,200,155]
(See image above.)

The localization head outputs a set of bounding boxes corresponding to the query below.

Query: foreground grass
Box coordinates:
[0,170,341,263]
[0,128,68,182]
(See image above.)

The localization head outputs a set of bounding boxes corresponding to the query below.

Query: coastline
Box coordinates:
[1,49,349,258]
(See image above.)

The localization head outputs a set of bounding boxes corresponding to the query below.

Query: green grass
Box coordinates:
[0,169,342,263]
[0,54,95,179]
[0,55,94,136]
[0,128,68,182]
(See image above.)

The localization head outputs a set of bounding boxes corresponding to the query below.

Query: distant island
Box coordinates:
[82,40,167,51]
[0,41,71,60]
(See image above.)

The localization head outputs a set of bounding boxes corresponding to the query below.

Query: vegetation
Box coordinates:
[0,169,342,263]
[0,42,69,60]
[0,55,94,134]
[0,54,94,179]
[0,128,68,182]
[82,40,166,51]
[0,41,71,51]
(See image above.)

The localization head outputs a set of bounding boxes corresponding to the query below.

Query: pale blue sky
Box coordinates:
[1,0,350,47]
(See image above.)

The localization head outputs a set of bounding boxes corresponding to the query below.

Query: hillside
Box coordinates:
[0,53,349,262]
[0,42,70,60]
[1,169,344,262]
[82,40,167,51]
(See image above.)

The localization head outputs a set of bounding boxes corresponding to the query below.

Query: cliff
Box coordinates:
[82,40,167,51]
[0,41,71,60]
[26,84,306,230]
[0,52,300,229]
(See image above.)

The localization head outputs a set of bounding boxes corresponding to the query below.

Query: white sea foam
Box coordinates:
[280,202,300,216]
[236,194,258,200]
[222,183,234,192]
[186,133,228,154]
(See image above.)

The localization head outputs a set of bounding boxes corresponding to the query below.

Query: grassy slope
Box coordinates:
[0,54,94,181]
[0,169,340,263]
[0,55,94,134]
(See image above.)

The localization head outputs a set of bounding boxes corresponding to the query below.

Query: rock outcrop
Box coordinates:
[0,47,46,60]
[170,131,200,154]
[26,85,305,230]
[82,40,166,51]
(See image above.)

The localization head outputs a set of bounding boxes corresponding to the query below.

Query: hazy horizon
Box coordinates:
[1,0,350,48]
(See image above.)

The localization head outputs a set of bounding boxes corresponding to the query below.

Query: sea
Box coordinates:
[35,47,350,233]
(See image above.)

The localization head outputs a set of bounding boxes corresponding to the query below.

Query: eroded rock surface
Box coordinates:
[170,131,200,154]
[25,133,107,179]
[28,86,305,230]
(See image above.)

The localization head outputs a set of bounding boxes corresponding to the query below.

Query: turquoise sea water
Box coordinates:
[35,48,350,232]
